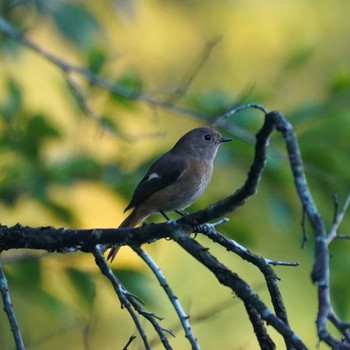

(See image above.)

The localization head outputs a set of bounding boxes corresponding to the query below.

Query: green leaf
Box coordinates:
[113,268,152,303]
[18,114,61,158]
[109,74,142,108]
[27,114,61,139]
[329,71,350,99]
[284,44,315,71]
[42,199,76,224]
[52,2,100,49]
[50,155,101,185]
[0,162,23,205]
[287,101,325,125]
[5,257,42,289]
[38,291,69,318]
[99,115,119,132]
[86,47,108,74]
[0,77,22,119]
[66,268,96,309]
[189,90,231,115]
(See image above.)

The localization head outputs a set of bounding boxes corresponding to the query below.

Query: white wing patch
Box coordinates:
[147,172,161,181]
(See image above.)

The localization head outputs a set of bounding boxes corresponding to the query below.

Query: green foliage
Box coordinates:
[66,268,96,309]
[51,155,101,185]
[0,77,110,221]
[109,74,143,108]
[113,268,153,304]
[5,257,42,288]
[0,78,22,119]
[86,47,109,74]
[284,44,316,71]
[188,89,234,116]
[51,2,100,50]
[4,257,68,318]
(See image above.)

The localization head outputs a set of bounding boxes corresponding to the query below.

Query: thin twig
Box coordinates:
[65,74,164,141]
[328,310,350,342]
[245,302,276,350]
[122,335,137,350]
[0,262,25,350]
[300,206,309,249]
[264,259,299,267]
[92,248,151,350]
[168,35,222,102]
[0,17,206,122]
[334,234,350,240]
[213,102,269,128]
[94,247,175,349]
[133,246,200,350]
[326,193,350,245]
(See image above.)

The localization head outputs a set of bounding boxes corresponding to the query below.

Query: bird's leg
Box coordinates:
[174,210,197,238]
[160,211,172,241]
[159,211,170,221]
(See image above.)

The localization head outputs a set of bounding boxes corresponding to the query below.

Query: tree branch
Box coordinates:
[172,233,307,349]
[268,111,350,349]
[92,247,152,350]
[133,247,200,350]
[0,262,25,350]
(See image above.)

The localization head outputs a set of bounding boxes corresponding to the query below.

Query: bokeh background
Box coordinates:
[0,1,349,349]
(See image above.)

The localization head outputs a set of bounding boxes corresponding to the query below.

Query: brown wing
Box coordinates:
[124,152,188,211]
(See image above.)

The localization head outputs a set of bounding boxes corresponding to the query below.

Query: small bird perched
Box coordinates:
[107,126,232,262]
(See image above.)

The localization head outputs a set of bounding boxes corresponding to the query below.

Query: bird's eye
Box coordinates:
[204,134,212,141]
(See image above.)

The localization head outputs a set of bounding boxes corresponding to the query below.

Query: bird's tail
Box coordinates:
[106,208,148,262]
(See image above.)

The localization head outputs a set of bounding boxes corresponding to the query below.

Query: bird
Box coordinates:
[107,126,232,262]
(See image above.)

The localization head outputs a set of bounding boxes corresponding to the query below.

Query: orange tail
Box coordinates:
[106,208,149,262]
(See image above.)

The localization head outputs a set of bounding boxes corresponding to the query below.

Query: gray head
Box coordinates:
[171,127,232,161]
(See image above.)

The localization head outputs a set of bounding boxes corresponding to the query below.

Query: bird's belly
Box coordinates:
[144,173,210,212]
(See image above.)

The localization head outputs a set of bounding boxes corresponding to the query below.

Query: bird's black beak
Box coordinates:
[220,136,232,143]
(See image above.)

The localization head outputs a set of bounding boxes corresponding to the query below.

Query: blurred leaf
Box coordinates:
[99,115,119,132]
[328,71,350,109]
[39,290,69,318]
[0,161,23,205]
[329,71,350,95]
[102,163,123,187]
[51,155,101,185]
[45,199,76,224]
[189,89,231,115]
[13,114,61,158]
[27,114,61,139]
[117,74,142,91]
[66,268,96,309]
[0,77,22,120]
[109,74,142,108]
[86,47,108,74]
[287,101,325,125]
[5,257,42,289]
[113,268,152,303]
[52,2,100,49]
[331,247,350,320]
[284,44,315,71]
